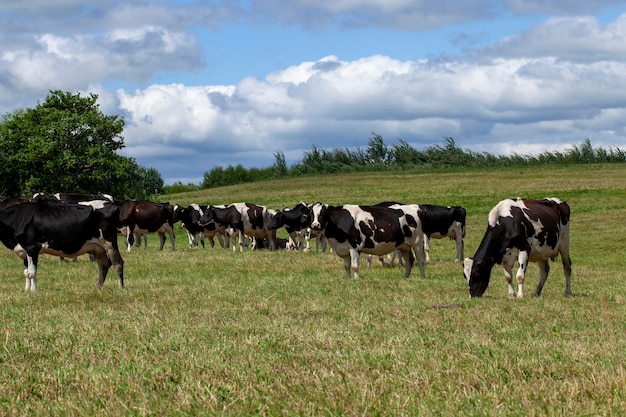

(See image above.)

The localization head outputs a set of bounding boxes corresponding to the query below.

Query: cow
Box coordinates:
[174,204,228,249]
[116,200,176,252]
[372,202,466,264]
[420,204,466,262]
[198,203,276,251]
[267,202,312,251]
[463,198,572,299]
[309,202,425,279]
[33,192,116,262]
[0,199,124,291]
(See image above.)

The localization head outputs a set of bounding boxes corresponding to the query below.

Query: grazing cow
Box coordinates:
[268,202,312,251]
[0,200,124,291]
[310,202,425,279]
[463,198,571,298]
[174,204,228,249]
[199,203,277,251]
[116,200,176,251]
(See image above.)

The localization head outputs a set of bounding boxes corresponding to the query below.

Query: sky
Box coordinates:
[1,1,626,185]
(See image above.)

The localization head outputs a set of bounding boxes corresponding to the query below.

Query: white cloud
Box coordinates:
[114,49,626,182]
[477,14,626,62]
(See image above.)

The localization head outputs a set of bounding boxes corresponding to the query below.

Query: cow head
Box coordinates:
[463,257,494,298]
[310,202,328,231]
[267,211,285,231]
[197,206,215,227]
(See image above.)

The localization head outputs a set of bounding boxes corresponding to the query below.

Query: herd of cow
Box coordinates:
[0,192,572,299]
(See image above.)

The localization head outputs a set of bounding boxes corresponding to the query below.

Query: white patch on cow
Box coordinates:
[79,200,107,209]
[463,258,473,284]
[13,243,27,259]
[488,198,526,227]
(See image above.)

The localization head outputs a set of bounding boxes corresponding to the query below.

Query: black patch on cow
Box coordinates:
[244,203,265,231]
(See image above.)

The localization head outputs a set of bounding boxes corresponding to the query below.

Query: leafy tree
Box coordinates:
[141,166,165,196]
[366,133,389,164]
[0,90,149,198]
[272,151,288,178]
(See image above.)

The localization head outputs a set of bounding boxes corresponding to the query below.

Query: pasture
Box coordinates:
[1,164,625,416]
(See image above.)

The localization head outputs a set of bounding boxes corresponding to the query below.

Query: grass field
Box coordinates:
[1,164,625,416]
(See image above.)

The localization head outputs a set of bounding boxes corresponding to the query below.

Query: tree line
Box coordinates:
[2,90,624,198]
[195,135,626,190]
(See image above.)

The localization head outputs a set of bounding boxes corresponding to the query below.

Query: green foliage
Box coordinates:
[0,90,161,199]
[141,166,165,196]
[163,181,201,194]
[271,151,288,178]
[193,134,626,191]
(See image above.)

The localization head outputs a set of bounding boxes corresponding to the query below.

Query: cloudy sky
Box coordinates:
[1,1,625,184]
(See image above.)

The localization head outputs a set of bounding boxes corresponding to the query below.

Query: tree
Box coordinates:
[141,166,165,196]
[272,151,288,178]
[366,133,389,164]
[0,90,150,198]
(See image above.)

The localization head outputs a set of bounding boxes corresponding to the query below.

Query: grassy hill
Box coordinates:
[1,164,625,415]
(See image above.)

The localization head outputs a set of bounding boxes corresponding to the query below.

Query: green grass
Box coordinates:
[1,164,625,416]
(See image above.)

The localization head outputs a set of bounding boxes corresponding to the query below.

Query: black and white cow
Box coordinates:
[463,198,571,298]
[420,204,466,262]
[116,200,176,252]
[174,204,229,249]
[199,203,276,251]
[267,202,312,251]
[372,202,466,263]
[310,202,425,279]
[0,199,124,291]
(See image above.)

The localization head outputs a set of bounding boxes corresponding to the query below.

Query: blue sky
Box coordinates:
[1,1,626,185]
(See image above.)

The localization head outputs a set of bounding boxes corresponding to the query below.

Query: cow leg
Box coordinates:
[534,260,550,297]
[287,231,298,251]
[105,247,125,288]
[94,252,112,288]
[350,248,360,278]
[424,234,431,262]
[503,265,516,298]
[411,235,426,278]
[515,251,529,298]
[562,254,572,297]
[186,230,196,247]
[238,231,244,252]
[559,241,573,296]
[389,250,402,267]
[341,256,351,279]
[303,229,311,252]
[167,227,176,251]
[157,232,166,250]
[125,226,134,252]
[401,248,415,278]
[23,256,37,292]
[216,233,225,249]
[268,231,277,251]
[455,230,464,262]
